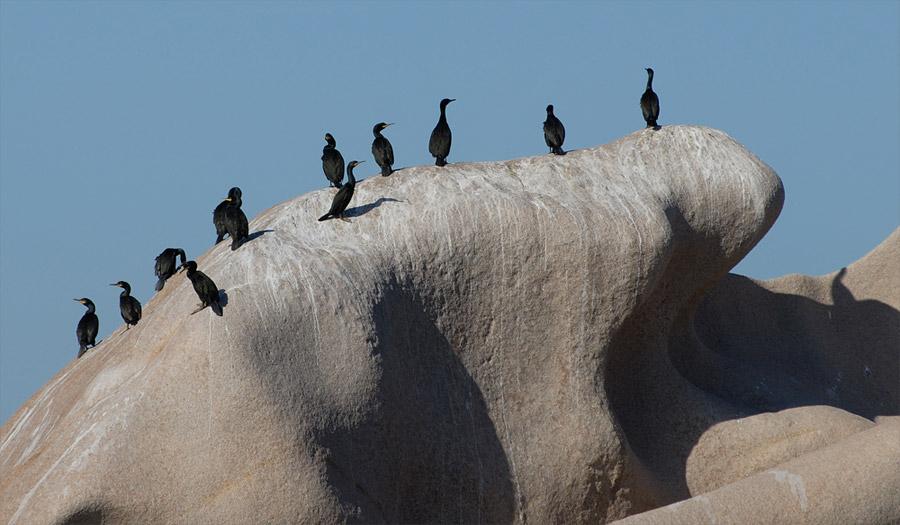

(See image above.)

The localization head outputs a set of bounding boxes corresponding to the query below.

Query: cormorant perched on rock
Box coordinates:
[222,190,249,251]
[181,261,223,316]
[154,248,186,291]
[641,67,660,129]
[319,161,364,222]
[429,98,455,166]
[322,133,345,188]
[543,104,566,155]
[211,186,241,244]
[371,122,395,176]
[74,298,99,357]
[214,187,241,244]
[110,281,142,329]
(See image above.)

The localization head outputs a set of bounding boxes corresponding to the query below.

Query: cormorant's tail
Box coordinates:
[211,302,224,317]
[435,158,447,167]
[381,165,393,177]
[78,345,87,358]
[646,120,658,128]
[552,147,566,155]
[333,182,343,189]
[230,237,246,251]
[155,278,166,291]
[318,213,331,222]
[215,233,225,244]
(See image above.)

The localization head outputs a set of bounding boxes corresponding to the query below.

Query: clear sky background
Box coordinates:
[1,1,898,422]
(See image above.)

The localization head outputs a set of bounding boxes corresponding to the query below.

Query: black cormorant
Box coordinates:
[319,161,364,221]
[429,98,455,166]
[154,248,186,291]
[371,122,395,176]
[641,67,660,129]
[213,187,241,244]
[180,261,223,316]
[543,104,566,155]
[74,298,99,358]
[222,190,249,251]
[110,281,142,329]
[322,133,345,188]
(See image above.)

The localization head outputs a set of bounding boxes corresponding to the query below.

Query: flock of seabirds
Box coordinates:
[72,68,662,358]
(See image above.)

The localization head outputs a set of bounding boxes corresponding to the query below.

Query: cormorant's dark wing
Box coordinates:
[543,118,564,148]
[196,271,221,306]
[155,251,174,279]
[385,139,394,166]
[122,296,142,324]
[429,123,451,158]
[224,207,249,247]
[322,149,345,186]
[641,91,658,121]
[78,313,99,345]
[76,317,87,346]
[328,185,354,216]
[213,202,228,241]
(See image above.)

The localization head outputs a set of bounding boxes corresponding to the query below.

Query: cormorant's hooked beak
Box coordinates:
[384,123,394,128]
[109,283,119,287]
[449,99,456,102]
[357,160,366,164]
[224,197,232,202]
[73,298,84,304]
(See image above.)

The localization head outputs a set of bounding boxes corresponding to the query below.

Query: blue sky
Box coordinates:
[1,1,897,422]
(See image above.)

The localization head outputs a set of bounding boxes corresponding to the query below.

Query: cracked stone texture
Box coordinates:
[1,126,895,524]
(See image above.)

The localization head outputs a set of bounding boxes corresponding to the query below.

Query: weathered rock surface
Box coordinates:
[0,125,894,524]
[612,228,900,524]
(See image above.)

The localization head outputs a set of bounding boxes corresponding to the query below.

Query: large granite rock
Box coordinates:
[1,126,894,524]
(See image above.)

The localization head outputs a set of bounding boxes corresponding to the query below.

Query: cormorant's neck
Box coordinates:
[646,71,654,90]
[347,168,356,186]
[85,303,95,314]
[374,130,383,138]
[439,105,448,119]
[120,285,131,296]
[230,197,242,208]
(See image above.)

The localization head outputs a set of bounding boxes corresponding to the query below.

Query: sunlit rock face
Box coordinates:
[13,124,893,525]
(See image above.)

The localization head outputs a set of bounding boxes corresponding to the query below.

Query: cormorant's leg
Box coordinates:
[191,304,206,315]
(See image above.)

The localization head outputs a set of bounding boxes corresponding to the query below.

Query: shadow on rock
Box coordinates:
[607,266,899,506]
[345,198,401,219]
[687,269,899,419]
[217,289,229,308]
[318,279,515,524]
[244,229,274,244]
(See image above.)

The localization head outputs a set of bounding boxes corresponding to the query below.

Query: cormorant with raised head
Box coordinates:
[371,122,395,176]
[429,98,455,166]
[110,281,142,329]
[213,187,242,244]
[319,160,364,222]
[154,248,186,291]
[180,261,223,316]
[641,67,660,129]
[543,104,566,155]
[74,298,99,357]
[222,189,249,251]
[322,133,345,188]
